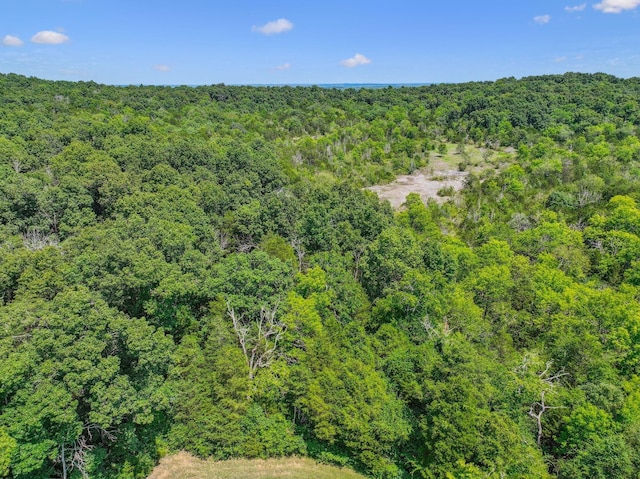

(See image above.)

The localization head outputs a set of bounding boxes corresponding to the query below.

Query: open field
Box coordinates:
[148,452,369,479]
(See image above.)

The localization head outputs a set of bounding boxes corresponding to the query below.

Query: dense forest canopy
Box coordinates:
[1,72,640,479]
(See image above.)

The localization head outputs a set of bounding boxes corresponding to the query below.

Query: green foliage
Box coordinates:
[166,323,251,458]
[259,233,296,265]
[361,226,423,299]
[0,288,172,478]
[2,72,640,479]
[557,434,634,479]
[0,428,16,477]
[239,404,306,458]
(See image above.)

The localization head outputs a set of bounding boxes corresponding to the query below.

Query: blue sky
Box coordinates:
[1,0,639,85]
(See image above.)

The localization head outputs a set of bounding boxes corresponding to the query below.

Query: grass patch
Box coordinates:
[148,452,369,479]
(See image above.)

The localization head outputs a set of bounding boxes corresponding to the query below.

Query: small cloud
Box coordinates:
[594,0,640,12]
[154,64,171,72]
[555,56,568,62]
[31,30,70,44]
[533,14,551,24]
[252,18,294,35]
[274,62,291,71]
[2,35,24,47]
[341,53,371,68]
[565,3,587,11]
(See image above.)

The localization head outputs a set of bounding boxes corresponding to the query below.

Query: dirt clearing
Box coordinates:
[366,166,467,208]
[366,145,511,209]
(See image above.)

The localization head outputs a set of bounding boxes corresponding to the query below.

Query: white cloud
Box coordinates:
[555,56,568,62]
[2,35,24,47]
[31,31,70,44]
[594,0,640,12]
[154,64,171,72]
[533,15,551,24]
[341,53,371,68]
[275,62,291,70]
[252,18,293,35]
[565,3,587,11]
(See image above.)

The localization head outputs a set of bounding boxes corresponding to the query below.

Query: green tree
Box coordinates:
[0,288,173,478]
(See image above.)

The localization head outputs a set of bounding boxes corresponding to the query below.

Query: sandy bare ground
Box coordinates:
[366,167,467,209]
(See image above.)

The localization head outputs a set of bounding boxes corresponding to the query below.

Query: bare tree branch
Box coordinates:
[528,390,566,446]
[227,299,286,379]
[520,359,569,446]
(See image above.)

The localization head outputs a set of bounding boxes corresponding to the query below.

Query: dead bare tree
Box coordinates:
[60,443,68,479]
[538,360,569,387]
[22,229,59,251]
[236,236,256,253]
[525,360,569,446]
[227,300,286,379]
[57,425,115,479]
[290,235,306,272]
[528,390,565,446]
[69,436,92,479]
[576,185,601,208]
[352,243,366,281]
[213,228,230,251]
[421,314,451,340]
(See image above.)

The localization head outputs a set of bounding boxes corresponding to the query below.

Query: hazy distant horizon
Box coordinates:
[103,82,433,88]
[245,83,433,89]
